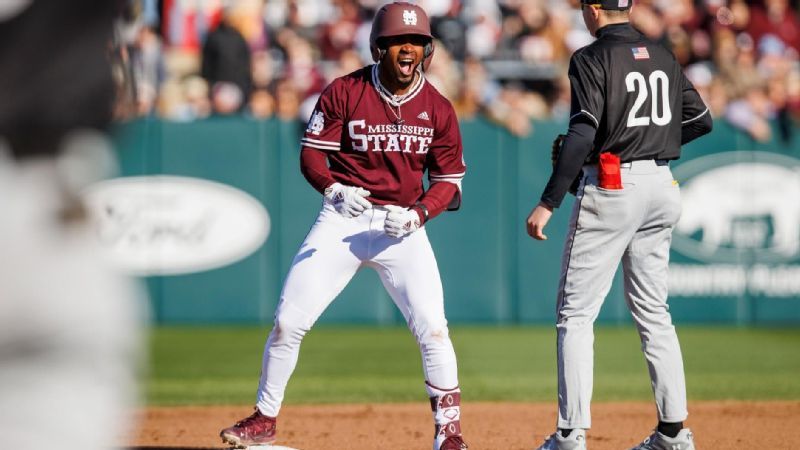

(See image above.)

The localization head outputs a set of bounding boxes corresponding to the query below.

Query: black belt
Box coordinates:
[619,158,670,166]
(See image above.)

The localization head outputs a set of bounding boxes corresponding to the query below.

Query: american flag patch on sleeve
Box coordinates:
[632,47,650,60]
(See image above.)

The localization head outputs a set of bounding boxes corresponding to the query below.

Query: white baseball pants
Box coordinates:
[256,199,459,416]
[556,159,688,429]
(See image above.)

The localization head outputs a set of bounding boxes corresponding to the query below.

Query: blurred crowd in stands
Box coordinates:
[111,0,800,141]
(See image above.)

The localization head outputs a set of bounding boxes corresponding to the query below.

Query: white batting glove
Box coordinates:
[384,205,421,238]
[324,182,372,218]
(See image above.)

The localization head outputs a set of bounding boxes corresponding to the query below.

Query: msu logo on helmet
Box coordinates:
[369,2,435,70]
[403,9,417,25]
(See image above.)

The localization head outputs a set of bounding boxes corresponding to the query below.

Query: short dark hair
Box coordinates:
[603,8,630,18]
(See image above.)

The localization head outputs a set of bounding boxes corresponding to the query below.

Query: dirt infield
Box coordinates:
[128,401,800,449]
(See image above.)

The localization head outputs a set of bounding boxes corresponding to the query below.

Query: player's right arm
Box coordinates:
[299,79,371,218]
[539,51,603,209]
[529,51,603,240]
[300,147,335,194]
[299,81,344,194]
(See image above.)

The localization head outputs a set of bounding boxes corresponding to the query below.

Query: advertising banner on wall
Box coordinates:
[82,175,271,276]
[668,150,800,323]
[110,118,800,324]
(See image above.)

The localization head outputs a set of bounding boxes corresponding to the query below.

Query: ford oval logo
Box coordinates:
[81,176,270,276]
[671,151,800,264]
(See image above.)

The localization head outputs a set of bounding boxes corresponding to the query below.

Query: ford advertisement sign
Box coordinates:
[82,176,270,276]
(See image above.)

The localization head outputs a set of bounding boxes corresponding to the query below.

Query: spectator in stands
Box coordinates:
[131,25,166,116]
[211,81,246,116]
[706,77,731,118]
[280,33,326,105]
[463,0,502,58]
[327,48,366,81]
[318,0,362,59]
[429,0,467,61]
[264,0,331,45]
[251,49,277,90]
[248,87,276,119]
[630,2,668,44]
[747,0,800,54]
[201,6,253,112]
[725,83,774,142]
[784,67,800,122]
[426,39,462,101]
[511,0,569,65]
[112,0,800,136]
[226,0,270,51]
[273,78,302,121]
[452,56,491,119]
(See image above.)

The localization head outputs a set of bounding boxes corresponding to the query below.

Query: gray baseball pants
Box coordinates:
[556,159,688,429]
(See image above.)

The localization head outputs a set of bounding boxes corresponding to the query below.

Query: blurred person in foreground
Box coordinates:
[0,2,145,450]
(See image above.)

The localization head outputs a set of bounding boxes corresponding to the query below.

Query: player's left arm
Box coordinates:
[384,101,464,239]
[679,71,713,144]
[418,101,466,224]
[528,51,602,240]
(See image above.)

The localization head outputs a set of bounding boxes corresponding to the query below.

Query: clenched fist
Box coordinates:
[324,182,372,218]
[384,205,421,238]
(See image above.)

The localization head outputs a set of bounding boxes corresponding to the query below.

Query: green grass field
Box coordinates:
[146,326,800,406]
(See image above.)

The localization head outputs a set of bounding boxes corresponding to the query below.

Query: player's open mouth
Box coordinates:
[398,57,415,76]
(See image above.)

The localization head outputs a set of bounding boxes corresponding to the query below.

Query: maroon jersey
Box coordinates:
[300,65,465,208]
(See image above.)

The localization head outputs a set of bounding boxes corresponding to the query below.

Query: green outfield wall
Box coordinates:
[111,117,800,325]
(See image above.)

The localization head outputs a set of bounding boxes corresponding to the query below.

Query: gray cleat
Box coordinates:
[535,429,587,450]
[628,428,695,450]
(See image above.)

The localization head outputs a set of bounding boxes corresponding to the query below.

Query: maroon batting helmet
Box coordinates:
[370,2,435,71]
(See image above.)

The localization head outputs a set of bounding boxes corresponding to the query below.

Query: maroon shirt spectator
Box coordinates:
[318,0,362,60]
[747,0,800,53]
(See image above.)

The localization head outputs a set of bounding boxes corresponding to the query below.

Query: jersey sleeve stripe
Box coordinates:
[301,137,341,147]
[430,177,464,183]
[437,180,462,188]
[300,138,340,151]
[430,177,465,184]
[301,142,340,151]
[430,173,464,193]
[430,172,465,180]
[430,176,463,210]
[570,110,599,127]
[681,107,709,125]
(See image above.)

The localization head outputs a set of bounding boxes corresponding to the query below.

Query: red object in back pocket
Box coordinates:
[598,153,623,189]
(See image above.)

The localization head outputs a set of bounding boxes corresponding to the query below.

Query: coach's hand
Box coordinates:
[526,202,553,240]
[325,182,372,218]
[384,205,421,238]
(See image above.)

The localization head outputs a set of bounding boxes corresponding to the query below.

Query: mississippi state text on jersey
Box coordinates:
[301,64,465,208]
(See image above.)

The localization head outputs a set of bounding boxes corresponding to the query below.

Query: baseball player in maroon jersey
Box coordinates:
[219,3,468,449]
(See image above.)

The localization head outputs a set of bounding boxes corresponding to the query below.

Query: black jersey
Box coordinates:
[568,23,708,162]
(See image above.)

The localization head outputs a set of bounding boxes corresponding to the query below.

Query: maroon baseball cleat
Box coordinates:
[219,408,277,447]
[440,435,469,449]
